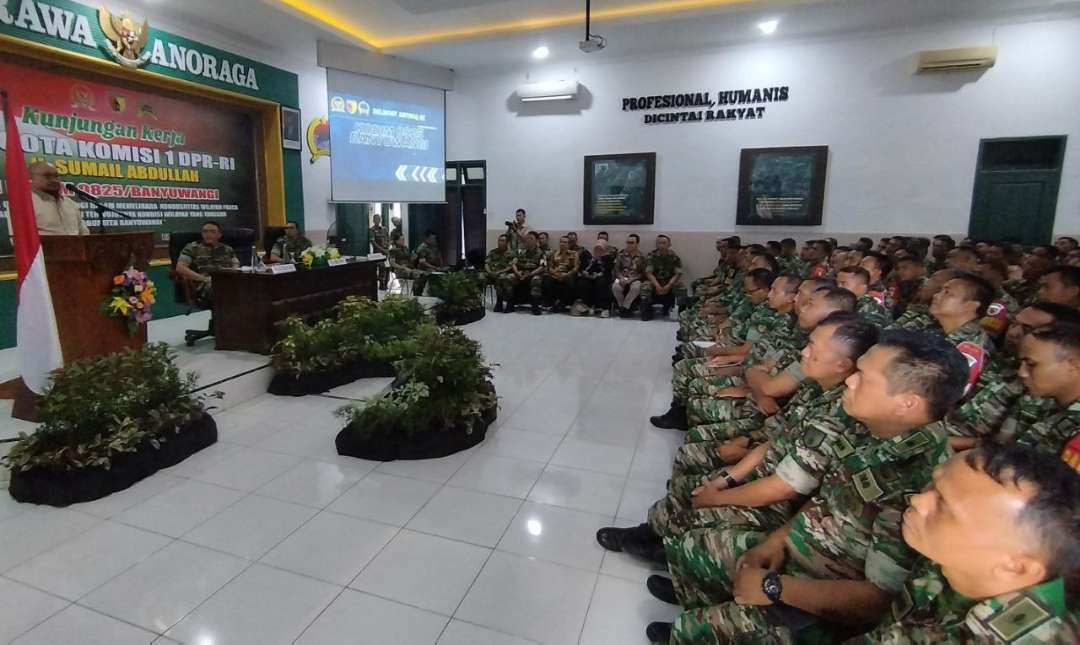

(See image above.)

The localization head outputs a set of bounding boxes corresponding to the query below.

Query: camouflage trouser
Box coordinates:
[647,473,707,536]
[670,603,793,645]
[648,470,791,538]
[413,271,435,296]
[666,526,766,608]
[194,280,214,308]
[494,274,516,302]
[640,282,688,310]
[686,407,765,444]
[498,274,543,302]
[674,359,740,404]
[671,441,729,480]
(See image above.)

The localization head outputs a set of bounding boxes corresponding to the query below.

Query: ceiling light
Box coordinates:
[757,19,779,35]
[532,46,550,60]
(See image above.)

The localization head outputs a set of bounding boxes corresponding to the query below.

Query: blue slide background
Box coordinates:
[327,69,446,203]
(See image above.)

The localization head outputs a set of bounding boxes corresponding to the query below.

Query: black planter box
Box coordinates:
[435,307,485,326]
[336,399,497,461]
[8,414,218,507]
[268,361,396,396]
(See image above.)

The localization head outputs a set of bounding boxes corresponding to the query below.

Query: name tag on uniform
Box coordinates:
[328,258,348,267]
[270,263,297,274]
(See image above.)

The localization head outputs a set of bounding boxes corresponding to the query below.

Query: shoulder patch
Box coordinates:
[852,467,885,502]
[985,596,1051,642]
[833,434,856,459]
[890,430,932,456]
[955,341,986,394]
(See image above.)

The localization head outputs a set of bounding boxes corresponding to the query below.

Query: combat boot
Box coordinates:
[649,403,687,430]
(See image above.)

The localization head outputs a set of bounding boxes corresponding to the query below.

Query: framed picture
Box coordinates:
[281,106,302,150]
[583,152,656,225]
[736,146,828,226]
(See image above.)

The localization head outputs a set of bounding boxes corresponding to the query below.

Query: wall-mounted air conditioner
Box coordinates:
[916,46,997,73]
[516,80,580,102]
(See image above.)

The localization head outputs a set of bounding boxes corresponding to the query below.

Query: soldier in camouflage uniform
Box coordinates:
[611,234,648,316]
[645,317,876,542]
[690,237,739,300]
[412,230,445,296]
[509,231,546,314]
[486,234,517,312]
[1003,254,1052,307]
[837,266,893,327]
[849,444,1080,644]
[997,324,1080,455]
[542,235,580,312]
[640,235,686,320]
[369,214,390,289]
[860,251,896,310]
[652,332,969,645]
[387,235,420,285]
[267,222,312,265]
[176,221,239,307]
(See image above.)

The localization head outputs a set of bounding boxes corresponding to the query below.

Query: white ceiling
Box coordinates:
[120,0,1080,72]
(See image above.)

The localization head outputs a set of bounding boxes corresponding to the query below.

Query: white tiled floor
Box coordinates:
[0,311,683,644]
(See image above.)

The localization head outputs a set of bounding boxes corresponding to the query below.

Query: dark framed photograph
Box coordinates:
[281,106,302,150]
[583,152,656,225]
[736,146,828,226]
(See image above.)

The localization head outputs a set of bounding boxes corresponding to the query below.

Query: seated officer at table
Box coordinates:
[266,221,311,264]
[850,443,1080,643]
[176,221,239,307]
[414,229,445,296]
[30,161,88,236]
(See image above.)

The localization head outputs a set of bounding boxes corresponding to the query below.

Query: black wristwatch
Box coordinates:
[761,571,783,603]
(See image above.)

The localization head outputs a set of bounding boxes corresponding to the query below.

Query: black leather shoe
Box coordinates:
[641,307,654,321]
[597,523,657,552]
[623,530,667,565]
[647,575,678,605]
[493,301,504,313]
[646,621,674,643]
[531,304,542,315]
[650,406,687,430]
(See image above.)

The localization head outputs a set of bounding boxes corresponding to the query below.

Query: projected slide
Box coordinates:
[327,69,446,203]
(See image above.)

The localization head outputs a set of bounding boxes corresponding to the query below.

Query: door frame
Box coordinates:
[967,135,1066,243]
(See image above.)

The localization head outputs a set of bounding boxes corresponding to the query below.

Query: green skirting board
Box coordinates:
[0,265,190,350]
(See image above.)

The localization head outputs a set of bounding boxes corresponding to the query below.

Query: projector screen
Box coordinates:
[327,69,446,203]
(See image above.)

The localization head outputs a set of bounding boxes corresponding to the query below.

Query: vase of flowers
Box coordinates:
[101,266,155,336]
[301,245,341,268]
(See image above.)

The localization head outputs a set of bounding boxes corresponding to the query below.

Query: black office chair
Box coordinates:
[263,226,286,258]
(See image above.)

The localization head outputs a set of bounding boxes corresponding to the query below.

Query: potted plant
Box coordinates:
[268,295,429,396]
[4,344,220,507]
[429,271,486,325]
[335,325,497,460]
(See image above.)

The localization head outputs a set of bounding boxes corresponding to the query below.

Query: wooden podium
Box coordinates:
[10,233,153,421]
[40,233,154,361]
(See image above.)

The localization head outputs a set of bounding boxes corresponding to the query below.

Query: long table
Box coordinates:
[210,259,379,353]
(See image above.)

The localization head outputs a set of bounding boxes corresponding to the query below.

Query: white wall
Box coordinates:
[447,17,1080,239]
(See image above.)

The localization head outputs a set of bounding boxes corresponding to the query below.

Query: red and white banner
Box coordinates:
[3,90,63,394]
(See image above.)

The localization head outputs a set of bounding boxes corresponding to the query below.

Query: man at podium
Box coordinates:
[175,221,239,307]
[30,161,88,236]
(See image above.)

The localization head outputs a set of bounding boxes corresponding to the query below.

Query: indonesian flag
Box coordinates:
[2,91,63,394]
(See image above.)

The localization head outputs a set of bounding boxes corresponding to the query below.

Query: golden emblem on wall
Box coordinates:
[98,7,151,68]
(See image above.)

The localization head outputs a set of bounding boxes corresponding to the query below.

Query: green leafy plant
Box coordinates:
[336,325,496,438]
[272,295,429,376]
[2,343,219,472]
[429,271,484,317]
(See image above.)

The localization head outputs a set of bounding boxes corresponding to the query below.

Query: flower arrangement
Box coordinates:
[301,244,341,268]
[102,266,155,336]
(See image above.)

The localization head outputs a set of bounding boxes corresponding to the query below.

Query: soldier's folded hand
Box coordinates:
[732,566,773,606]
[736,533,786,574]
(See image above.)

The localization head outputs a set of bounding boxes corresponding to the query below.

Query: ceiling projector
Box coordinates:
[579,35,607,53]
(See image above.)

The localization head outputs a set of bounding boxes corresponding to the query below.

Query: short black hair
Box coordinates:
[527,231,539,240]
[934,234,956,250]
[876,330,969,421]
[202,221,221,230]
[1028,301,1080,326]
[627,233,640,243]
[820,311,880,361]
[776,274,801,295]
[424,229,436,238]
[538,231,549,238]
[1057,236,1079,250]
[746,268,776,291]
[515,208,526,215]
[858,237,874,250]
[656,234,670,242]
[814,285,857,312]
[863,251,894,277]
[838,266,871,286]
[1044,266,1080,290]
[812,240,831,254]
[727,235,742,247]
[1034,245,1059,259]
[598,231,609,238]
[964,443,1080,579]
[767,241,782,254]
[781,238,796,249]
[1029,322,1080,357]
[950,271,996,317]
[567,231,578,238]
[559,235,569,241]
[497,234,508,241]
[747,243,767,254]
